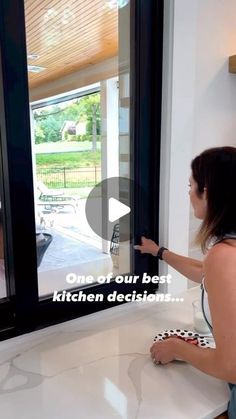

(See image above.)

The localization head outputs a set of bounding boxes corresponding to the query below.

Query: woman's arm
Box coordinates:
[173,341,227,381]
[203,242,236,382]
[162,250,203,283]
[151,242,236,383]
[134,236,203,283]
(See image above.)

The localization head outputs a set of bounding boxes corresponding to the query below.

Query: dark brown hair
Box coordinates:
[191,146,236,252]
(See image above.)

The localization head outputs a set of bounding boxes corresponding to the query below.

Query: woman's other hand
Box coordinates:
[134,236,159,257]
[150,338,179,365]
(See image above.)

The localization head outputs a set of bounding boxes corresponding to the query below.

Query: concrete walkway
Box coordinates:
[35,141,101,154]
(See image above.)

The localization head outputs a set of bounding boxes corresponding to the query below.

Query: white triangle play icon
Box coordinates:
[108,198,131,222]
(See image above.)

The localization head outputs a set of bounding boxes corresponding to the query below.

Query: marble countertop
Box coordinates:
[0,286,230,419]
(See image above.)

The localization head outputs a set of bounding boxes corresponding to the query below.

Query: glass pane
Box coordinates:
[24,0,130,297]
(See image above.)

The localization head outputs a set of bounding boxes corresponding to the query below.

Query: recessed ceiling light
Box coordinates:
[27,65,46,73]
[104,0,129,10]
[27,53,40,60]
[118,0,129,7]
[105,0,117,9]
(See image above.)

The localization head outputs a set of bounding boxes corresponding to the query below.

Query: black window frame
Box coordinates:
[0,0,164,341]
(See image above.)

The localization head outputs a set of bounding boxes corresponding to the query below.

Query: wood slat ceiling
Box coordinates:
[24,0,118,89]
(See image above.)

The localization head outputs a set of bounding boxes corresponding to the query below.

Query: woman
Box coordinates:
[134,146,236,418]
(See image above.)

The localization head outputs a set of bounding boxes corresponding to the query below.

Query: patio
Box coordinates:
[37,198,113,297]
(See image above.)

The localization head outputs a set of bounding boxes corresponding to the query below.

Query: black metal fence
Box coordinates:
[37,166,101,189]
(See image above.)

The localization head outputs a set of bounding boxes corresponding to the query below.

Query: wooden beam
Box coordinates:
[229,55,236,73]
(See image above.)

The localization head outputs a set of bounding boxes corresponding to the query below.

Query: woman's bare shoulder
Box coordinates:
[203,241,236,278]
[208,239,235,255]
[204,241,236,277]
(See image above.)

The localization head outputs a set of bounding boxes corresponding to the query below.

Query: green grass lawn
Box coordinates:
[36,151,101,193]
[36,151,101,168]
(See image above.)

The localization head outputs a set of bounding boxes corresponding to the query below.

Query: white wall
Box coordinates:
[160,0,236,295]
[191,0,236,155]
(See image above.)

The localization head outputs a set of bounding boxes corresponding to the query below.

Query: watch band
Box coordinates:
[156,246,168,260]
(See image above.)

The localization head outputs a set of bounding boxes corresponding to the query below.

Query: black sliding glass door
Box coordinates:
[0,0,163,341]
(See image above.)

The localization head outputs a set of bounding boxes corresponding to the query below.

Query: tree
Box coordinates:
[75,93,101,151]
[34,123,45,144]
[34,106,63,143]
[33,92,101,148]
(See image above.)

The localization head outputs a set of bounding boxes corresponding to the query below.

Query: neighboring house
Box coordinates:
[60,120,87,140]
[60,121,76,140]
[75,121,86,135]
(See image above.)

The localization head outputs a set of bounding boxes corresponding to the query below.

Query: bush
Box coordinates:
[67,134,77,142]
[67,134,90,142]
[76,134,90,142]
[74,134,101,142]
[63,132,69,141]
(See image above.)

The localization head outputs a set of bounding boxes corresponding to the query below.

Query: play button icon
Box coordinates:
[108,198,131,222]
[85,177,134,242]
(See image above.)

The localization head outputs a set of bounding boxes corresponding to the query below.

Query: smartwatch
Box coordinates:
[156,246,168,260]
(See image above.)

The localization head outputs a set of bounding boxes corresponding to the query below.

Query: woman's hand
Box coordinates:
[134,236,159,257]
[150,338,180,365]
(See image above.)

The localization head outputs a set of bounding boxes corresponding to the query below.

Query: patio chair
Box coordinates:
[37,181,64,197]
[36,181,79,213]
[110,223,119,268]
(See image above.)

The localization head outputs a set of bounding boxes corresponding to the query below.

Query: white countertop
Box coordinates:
[0,286,230,419]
